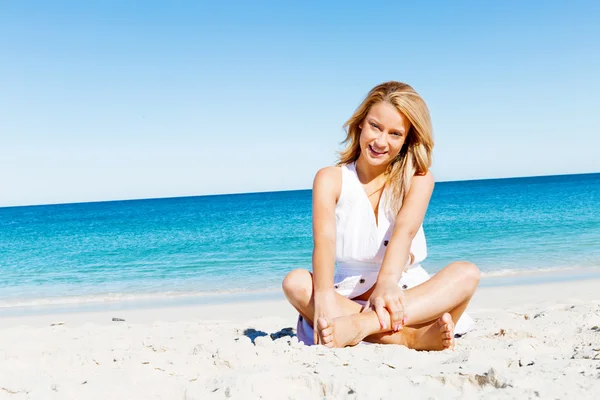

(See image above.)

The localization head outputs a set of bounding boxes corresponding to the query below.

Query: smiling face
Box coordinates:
[358,101,411,169]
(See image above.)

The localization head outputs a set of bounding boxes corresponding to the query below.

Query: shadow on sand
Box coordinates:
[243,327,296,344]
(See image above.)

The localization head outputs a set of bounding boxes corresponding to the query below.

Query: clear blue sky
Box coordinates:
[1,0,598,207]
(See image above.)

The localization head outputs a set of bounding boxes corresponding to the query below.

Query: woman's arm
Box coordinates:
[311,166,341,293]
[409,226,428,265]
[365,171,434,331]
[310,167,344,343]
[378,171,434,282]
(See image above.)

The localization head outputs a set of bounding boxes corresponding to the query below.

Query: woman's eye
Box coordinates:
[370,122,379,130]
[391,132,402,137]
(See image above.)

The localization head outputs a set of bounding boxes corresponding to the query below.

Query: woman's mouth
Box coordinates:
[368,145,387,157]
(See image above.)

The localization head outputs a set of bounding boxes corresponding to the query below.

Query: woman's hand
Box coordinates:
[363,279,406,332]
[313,290,343,344]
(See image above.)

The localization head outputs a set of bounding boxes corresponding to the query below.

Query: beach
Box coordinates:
[2,2,598,398]
[1,275,599,399]
[1,176,600,398]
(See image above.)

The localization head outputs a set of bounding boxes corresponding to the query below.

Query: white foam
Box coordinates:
[0,287,281,309]
[2,266,599,309]
[480,265,600,278]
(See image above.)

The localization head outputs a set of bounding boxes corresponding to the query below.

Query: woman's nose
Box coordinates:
[374,132,387,147]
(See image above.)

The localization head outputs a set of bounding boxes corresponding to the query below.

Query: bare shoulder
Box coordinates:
[313,166,342,201]
[314,166,341,183]
[411,170,435,190]
[412,171,435,186]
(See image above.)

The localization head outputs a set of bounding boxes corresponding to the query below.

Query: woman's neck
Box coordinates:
[355,156,388,185]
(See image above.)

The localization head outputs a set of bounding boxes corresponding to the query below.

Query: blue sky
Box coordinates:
[1,0,598,207]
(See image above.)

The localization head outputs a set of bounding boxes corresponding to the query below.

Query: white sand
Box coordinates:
[1,279,600,399]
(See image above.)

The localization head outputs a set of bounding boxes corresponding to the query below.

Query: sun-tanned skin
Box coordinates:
[283,262,478,349]
[283,83,480,349]
[318,312,454,350]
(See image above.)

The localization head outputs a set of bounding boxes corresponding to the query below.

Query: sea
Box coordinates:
[1,173,599,313]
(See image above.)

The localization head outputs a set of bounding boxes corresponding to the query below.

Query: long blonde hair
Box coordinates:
[338,81,434,214]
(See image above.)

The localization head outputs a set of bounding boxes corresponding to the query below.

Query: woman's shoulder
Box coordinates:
[313,166,343,202]
[410,170,435,192]
[314,165,342,180]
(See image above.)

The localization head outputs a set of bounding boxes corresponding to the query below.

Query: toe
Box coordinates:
[441,313,453,325]
[321,326,333,338]
[317,317,330,330]
[321,332,335,348]
[317,317,336,347]
[442,337,454,349]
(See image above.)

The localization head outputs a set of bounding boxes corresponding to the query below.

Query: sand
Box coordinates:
[1,278,599,399]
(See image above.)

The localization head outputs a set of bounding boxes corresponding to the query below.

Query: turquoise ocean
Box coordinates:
[1,173,599,312]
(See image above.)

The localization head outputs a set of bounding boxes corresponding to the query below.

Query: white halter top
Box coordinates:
[335,162,427,274]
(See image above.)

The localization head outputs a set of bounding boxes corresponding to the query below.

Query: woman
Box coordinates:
[282,81,479,350]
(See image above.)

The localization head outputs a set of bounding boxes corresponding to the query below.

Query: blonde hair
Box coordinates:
[338,81,434,214]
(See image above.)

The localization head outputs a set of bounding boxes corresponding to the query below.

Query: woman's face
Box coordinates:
[359,101,411,168]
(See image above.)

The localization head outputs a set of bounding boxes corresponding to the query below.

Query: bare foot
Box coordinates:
[409,313,455,351]
[317,316,364,348]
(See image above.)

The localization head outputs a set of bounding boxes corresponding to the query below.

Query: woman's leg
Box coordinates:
[282,268,455,349]
[319,261,480,348]
[325,312,455,350]
[284,268,419,347]
[282,268,363,324]
[403,261,480,325]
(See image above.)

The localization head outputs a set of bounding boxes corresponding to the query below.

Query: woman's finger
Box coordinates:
[373,299,387,329]
[384,299,399,330]
[397,292,407,326]
[390,300,404,331]
[361,300,371,313]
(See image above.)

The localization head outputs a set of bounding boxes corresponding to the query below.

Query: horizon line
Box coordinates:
[1,170,598,210]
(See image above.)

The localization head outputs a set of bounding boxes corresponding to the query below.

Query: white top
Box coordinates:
[335,162,427,274]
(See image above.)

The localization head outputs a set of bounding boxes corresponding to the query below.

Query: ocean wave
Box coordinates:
[2,266,599,309]
[0,287,282,309]
[480,265,600,278]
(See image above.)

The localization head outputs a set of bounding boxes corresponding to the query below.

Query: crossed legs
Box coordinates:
[282,261,480,350]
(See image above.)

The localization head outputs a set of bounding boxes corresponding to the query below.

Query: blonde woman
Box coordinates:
[282,81,479,350]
